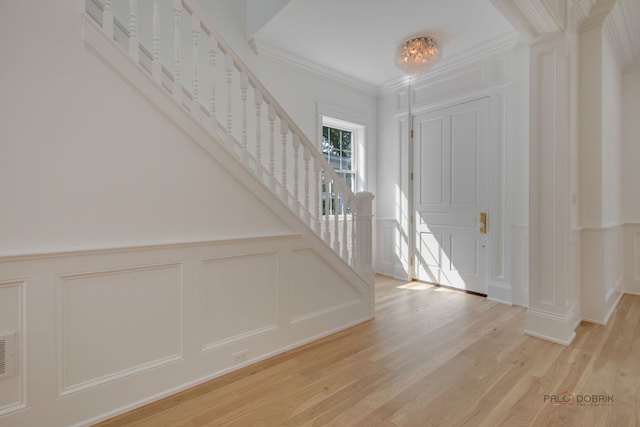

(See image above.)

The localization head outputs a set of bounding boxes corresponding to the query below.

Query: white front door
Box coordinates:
[412,97,490,294]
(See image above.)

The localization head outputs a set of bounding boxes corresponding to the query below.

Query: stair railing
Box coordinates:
[85,0,374,284]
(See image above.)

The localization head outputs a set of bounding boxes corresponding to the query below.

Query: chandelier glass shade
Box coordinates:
[395,35,441,75]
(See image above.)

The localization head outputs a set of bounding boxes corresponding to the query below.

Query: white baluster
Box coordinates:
[303,147,311,224]
[152,0,161,84]
[334,189,340,253]
[209,35,217,119]
[172,0,181,102]
[268,104,276,190]
[241,73,249,160]
[324,174,331,244]
[292,134,300,213]
[342,193,348,260]
[191,14,200,110]
[255,89,263,177]
[129,0,138,62]
[314,160,322,234]
[103,0,113,38]
[280,120,289,204]
[225,53,234,147]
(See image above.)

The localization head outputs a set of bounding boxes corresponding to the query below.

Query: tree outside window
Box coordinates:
[322,125,355,215]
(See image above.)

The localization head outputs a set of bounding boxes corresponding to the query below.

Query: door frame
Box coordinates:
[407,93,498,289]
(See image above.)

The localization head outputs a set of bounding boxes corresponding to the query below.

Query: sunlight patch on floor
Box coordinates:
[396,281,469,294]
[432,286,465,293]
[396,282,435,291]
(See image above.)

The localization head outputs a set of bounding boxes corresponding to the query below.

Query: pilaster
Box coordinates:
[578,6,625,325]
[525,32,581,345]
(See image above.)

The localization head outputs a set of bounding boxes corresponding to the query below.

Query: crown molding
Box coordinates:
[491,0,566,42]
[603,0,640,67]
[579,0,616,32]
[576,0,640,67]
[378,31,522,94]
[490,0,541,41]
[250,39,378,96]
[252,31,522,97]
[573,0,597,27]
[517,0,565,34]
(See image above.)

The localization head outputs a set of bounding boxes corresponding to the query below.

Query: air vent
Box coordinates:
[0,333,16,380]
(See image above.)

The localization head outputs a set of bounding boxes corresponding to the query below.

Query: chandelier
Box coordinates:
[395,35,441,76]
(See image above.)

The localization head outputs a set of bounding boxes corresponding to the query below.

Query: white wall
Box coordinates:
[0,0,295,257]
[578,24,625,324]
[510,42,531,306]
[622,64,640,294]
[579,25,603,228]
[0,0,379,256]
[246,0,291,39]
[601,34,623,227]
[510,43,531,228]
[579,28,623,229]
[375,85,410,279]
[0,1,378,425]
[622,63,640,223]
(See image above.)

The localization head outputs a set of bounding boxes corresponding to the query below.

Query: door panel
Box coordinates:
[450,235,478,274]
[417,231,442,283]
[451,110,479,205]
[413,98,489,294]
[419,117,444,205]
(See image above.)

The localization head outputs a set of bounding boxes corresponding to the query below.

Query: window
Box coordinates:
[320,116,364,215]
[322,125,355,193]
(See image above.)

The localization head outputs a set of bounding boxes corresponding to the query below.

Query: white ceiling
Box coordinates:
[251,0,516,87]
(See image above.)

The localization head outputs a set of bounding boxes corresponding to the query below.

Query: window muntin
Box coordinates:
[322,125,355,215]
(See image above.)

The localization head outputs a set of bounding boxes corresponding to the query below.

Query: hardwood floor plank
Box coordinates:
[95,277,640,427]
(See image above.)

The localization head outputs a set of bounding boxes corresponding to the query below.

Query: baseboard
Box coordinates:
[581,289,624,325]
[74,314,372,427]
[524,307,580,346]
[374,263,395,277]
[393,262,410,281]
[604,289,624,324]
[487,281,512,305]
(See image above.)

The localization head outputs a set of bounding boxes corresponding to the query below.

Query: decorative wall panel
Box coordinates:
[201,253,279,350]
[58,264,182,395]
[291,249,361,322]
[0,280,25,415]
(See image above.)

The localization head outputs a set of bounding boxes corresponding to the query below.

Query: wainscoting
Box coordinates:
[582,225,625,324]
[0,235,372,426]
[625,223,640,295]
[375,219,398,278]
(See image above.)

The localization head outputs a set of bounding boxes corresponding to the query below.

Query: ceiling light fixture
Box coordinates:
[395,35,441,76]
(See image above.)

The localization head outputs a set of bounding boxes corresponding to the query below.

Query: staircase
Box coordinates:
[84,0,374,286]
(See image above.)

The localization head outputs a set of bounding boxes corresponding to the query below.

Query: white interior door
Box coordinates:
[413,97,490,294]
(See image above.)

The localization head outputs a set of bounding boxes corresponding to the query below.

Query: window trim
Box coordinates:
[317,106,366,194]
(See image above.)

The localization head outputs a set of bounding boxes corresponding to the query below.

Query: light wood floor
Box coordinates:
[96,276,640,426]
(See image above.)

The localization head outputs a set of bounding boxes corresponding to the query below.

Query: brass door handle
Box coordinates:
[480,212,487,234]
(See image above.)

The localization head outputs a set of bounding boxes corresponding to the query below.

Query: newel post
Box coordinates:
[355,191,375,285]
